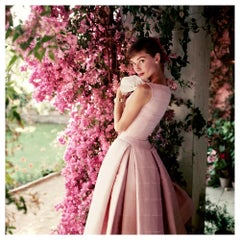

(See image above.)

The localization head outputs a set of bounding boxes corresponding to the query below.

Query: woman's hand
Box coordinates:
[116,87,123,98]
[114,87,126,134]
[115,87,125,103]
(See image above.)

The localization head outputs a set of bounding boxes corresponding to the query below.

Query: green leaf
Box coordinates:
[7,55,18,71]
[20,36,34,50]
[41,6,52,16]
[48,51,55,60]
[5,28,13,39]
[41,35,54,43]
[34,47,46,61]
[219,145,225,152]
[12,25,24,42]
[12,110,21,122]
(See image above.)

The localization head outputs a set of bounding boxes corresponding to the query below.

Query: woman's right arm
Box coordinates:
[113,88,125,133]
[114,84,151,134]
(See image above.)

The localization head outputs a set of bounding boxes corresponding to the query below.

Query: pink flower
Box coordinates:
[20,64,28,72]
[207,149,217,163]
[166,78,178,91]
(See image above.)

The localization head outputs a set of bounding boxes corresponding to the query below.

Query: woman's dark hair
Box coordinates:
[127,37,168,64]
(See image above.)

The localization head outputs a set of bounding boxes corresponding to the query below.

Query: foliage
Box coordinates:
[5,39,30,234]
[150,97,206,186]
[203,6,234,186]
[199,199,234,234]
[5,48,26,139]
[6,6,207,234]
[207,119,234,162]
[5,42,32,188]
[5,187,27,234]
[207,119,234,185]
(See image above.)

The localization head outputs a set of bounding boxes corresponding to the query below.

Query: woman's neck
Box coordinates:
[149,70,166,85]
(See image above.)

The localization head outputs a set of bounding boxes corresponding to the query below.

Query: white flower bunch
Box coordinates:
[120,75,144,95]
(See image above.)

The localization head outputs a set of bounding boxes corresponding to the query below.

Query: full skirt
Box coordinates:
[84,135,194,234]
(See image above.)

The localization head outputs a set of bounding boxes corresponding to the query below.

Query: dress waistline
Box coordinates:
[118,134,152,150]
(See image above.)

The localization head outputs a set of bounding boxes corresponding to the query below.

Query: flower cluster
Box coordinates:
[7,6,131,234]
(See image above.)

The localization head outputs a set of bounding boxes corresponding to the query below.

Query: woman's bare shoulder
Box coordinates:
[137,83,151,90]
[135,83,151,94]
[132,83,151,103]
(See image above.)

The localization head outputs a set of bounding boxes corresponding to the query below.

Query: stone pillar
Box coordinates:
[175,6,211,233]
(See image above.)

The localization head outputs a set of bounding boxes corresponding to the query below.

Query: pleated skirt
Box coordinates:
[84,135,194,234]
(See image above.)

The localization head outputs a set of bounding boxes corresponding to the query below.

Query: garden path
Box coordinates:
[6,172,65,234]
[6,172,234,235]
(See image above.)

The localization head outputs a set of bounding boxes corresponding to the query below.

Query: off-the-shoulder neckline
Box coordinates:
[147,82,169,88]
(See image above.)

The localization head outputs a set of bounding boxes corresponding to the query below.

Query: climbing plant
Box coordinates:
[203,6,234,187]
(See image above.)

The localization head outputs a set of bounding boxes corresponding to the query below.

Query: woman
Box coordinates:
[84,37,194,234]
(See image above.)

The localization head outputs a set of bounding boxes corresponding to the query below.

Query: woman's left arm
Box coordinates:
[114,84,151,133]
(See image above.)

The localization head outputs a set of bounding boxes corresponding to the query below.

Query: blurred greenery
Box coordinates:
[6,123,66,187]
[202,199,234,234]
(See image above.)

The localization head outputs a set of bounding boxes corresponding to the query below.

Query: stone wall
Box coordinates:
[21,111,69,125]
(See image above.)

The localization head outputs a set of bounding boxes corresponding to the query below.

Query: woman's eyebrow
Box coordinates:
[136,55,146,60]
[130,55,146,64]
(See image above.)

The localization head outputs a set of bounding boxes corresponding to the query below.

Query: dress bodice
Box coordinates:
[119,83,171,140]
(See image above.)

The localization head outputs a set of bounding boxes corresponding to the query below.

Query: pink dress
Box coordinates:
[84,83,194,234]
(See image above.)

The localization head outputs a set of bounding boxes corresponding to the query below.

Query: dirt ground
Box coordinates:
[5,173,65,235]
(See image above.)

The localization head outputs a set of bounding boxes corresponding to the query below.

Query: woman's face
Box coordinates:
[130,50,160,81]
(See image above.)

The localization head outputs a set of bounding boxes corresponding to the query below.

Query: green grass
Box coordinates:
[6,123,66,187]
